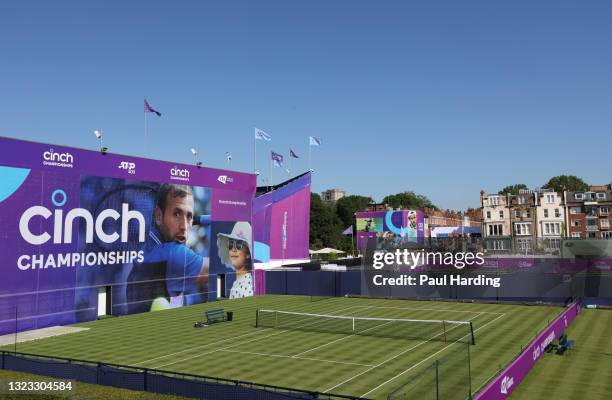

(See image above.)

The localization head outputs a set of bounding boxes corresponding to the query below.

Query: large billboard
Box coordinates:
[252,172,311,264]
[355,210,425,253]
[0,136,256,334]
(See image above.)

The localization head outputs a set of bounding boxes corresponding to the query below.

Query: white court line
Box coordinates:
[221,349,374,367]
[324,312,488,394]
[291,321,394,358]
[133,304,363,366]
[149,304,363,369]
[360,313,505,398]
[353,305,505,315]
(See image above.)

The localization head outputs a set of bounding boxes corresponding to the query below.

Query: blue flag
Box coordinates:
[309,136,321,146]
[290,149,299,158]
[255,128,272,141]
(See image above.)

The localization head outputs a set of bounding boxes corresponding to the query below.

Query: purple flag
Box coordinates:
[342,225,353,235]
[271,151,284,167]
[144,99,161,116]
[290,149,299,158]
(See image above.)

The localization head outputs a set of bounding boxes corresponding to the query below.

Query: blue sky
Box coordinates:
[1,1,611,210]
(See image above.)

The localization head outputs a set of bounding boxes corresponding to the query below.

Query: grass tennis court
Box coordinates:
[0,296,567,399]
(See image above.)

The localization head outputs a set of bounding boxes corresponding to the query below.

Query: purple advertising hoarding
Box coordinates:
[355,210,425,253]
[252,172,311,267]
[0,136,256,334]
[474,302,580,400]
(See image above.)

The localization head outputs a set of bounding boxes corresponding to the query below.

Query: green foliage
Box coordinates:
[498,184,528,195]
[382,191,437,210]
[543,175,589,192]
[309,193,343,250]
[335,195,373,228]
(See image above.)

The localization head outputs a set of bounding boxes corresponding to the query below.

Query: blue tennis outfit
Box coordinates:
[127,227,204,313]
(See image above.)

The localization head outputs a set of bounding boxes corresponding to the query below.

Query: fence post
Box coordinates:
[435,360,439,400]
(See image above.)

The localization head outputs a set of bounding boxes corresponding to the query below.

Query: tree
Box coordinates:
[335,195,373,229]
[543,175,589,192]
[382,191,437,210]
[498,184,528,195]
[309,193,343,250]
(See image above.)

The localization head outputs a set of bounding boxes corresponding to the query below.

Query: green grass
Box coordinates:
[0,296,567,399]
[510,308,612,400]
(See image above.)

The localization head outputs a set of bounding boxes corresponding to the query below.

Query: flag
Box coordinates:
[255,128,272,141]
[309,136,322,146]
[144,99,161,116]
[342,225,353,235]
[271,151,284,167]
[290,149,299,158]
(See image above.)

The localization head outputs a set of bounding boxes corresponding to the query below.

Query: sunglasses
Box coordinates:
[228,239,246,251]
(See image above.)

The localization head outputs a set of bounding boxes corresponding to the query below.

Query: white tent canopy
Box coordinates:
[309,248,346,254]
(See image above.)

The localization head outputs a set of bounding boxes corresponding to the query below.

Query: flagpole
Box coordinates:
[269,153,272,191]
[144,108,148,157]
[254,131,257,175]
[308,141,311,171]
[351,227,355,256]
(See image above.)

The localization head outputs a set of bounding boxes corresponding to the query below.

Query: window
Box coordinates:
[489,240,505,250]
[488,224,503,236]
[601,219,610,229]
[546,194,555,204]
[544,209,549,218]
[602,232,612,239]
[521,210,531,219]
[515,210,520,218]
[489,196,500,206]
[571,232,582,238]
[572,220,582,227]
[518,196,526,205]
[570,207,581,214]
[575,193,585,200]
[547,238,561,250]
[587,232,597,238]
[515,223,531,236]
[543,222,561,236]
[499,210,504,219]
[518,239,531,251]
[601,207,610,215]
[555,208,561,218]
[596,192,606,200]
[486,211,491,219]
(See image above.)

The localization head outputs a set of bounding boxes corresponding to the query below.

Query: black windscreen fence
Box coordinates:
[0,351,363,400]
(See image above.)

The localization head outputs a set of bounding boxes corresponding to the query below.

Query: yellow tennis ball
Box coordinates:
[150,297,171,311]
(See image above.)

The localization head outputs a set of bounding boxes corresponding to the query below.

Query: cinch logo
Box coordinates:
[42,148,74,168]
[500,375,514,395]
[217,175,234,184]
[118,161,136,174]
[170,166,190,181]
[18,190,146,245]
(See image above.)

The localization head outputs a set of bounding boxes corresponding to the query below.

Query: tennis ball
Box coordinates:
[150,297,171,311]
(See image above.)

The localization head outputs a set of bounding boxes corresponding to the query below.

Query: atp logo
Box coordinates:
[500,375,514,395]
[217,175,233,184]
[118,161,136,174]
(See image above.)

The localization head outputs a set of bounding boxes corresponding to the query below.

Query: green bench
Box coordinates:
[205,309,228,324]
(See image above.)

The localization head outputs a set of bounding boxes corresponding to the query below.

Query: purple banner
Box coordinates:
[474,302,580,400]
[0,136,256,334]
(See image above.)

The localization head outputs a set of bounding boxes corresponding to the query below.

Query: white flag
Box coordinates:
[255,128,272,141]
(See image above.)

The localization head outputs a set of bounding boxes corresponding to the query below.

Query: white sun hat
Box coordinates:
[216,221,252,268]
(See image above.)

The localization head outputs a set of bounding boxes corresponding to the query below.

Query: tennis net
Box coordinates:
[255,309,475,344]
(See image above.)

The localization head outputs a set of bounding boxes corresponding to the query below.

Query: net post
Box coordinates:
[435,360,440,400]
[442,320,447,343]
[352,317,355,333]
[467,342,473,399]
[469,321,475,345]
[255,309,259,328]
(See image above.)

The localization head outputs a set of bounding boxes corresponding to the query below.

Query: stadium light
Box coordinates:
[225,152,232,166]
[190,148,199,166]
[93,129,105,154]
